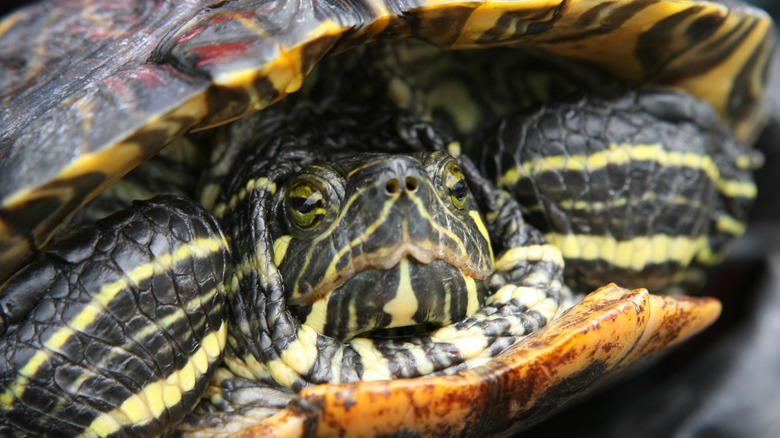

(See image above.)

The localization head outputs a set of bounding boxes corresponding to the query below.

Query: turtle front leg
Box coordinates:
[0,195,231,437]
[478,89,757,293]
[459,153,571,319]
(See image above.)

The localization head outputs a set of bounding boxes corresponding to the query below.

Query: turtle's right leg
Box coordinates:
[0,195,230,437]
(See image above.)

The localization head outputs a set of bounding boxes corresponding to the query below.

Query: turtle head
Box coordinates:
[273,151,494,340]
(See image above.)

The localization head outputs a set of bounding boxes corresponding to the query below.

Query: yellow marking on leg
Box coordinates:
[549,194,705,213]
[545,233,709,271]
[134,285,222,340]
[234,241,279,288]
[263,358,300,390]
[223,352,269,381]
[485,284,516,307]
[264,324,329,388]
[1,237,227,408]
[446,141,462,158]
[350,338,392,381]
[326,343,345,384]
[430,323,489,359]
[715,215,747,236]
[695,243,725,265]
[213,177,275,218]
[80,323,226,438]
[499,143,756,199]
[279,324,320,376]
[494,244,564,273]
[736,154,754,170]
[716,179,757,199]
[408,346,435,376]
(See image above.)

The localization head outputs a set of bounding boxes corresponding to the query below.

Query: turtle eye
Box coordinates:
[445,165,469,210]
[287,180,328,230]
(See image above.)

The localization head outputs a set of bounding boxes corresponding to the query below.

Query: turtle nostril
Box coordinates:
[405,176,418,192]
[386,178,400,194]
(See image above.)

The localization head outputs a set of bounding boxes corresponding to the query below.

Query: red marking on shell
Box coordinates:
[100,65,171,95]
[207,14,235,26]
[126,64,169,88]
[177,10,259,44]
[1,60,19,71]
[102,76,129,95]
[177,24,206,44]
[67,0,145,43]
[70,23,111,43]
[188,41,253,68]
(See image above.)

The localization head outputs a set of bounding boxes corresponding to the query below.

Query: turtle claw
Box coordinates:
[229,283,720,438]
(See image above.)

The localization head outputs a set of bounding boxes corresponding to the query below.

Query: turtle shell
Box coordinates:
[0,0,773,436]
[0,0,774,283]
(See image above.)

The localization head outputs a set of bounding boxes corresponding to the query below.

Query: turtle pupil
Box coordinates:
[288,183,326,229]
[451,180,467,202]
[291,196,317,213]
[445,166,468,210]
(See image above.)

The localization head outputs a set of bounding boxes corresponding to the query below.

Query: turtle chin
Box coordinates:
[289,257,489,341]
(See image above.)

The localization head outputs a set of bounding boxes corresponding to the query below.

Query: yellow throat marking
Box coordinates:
[382,257,419,326]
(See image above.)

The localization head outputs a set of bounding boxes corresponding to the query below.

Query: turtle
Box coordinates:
[0,0,774,437]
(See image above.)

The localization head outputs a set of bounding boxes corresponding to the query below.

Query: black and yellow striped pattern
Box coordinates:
[0,197,230,437]
[481,89,757,291]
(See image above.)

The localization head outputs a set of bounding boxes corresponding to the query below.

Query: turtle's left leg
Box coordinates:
[0,195,230,437]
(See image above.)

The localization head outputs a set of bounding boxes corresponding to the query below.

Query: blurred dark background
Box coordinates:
[1,2,29,17]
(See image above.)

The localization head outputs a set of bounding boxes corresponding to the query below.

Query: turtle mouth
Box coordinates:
[286,242,492,307]
[288,256,489,341]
